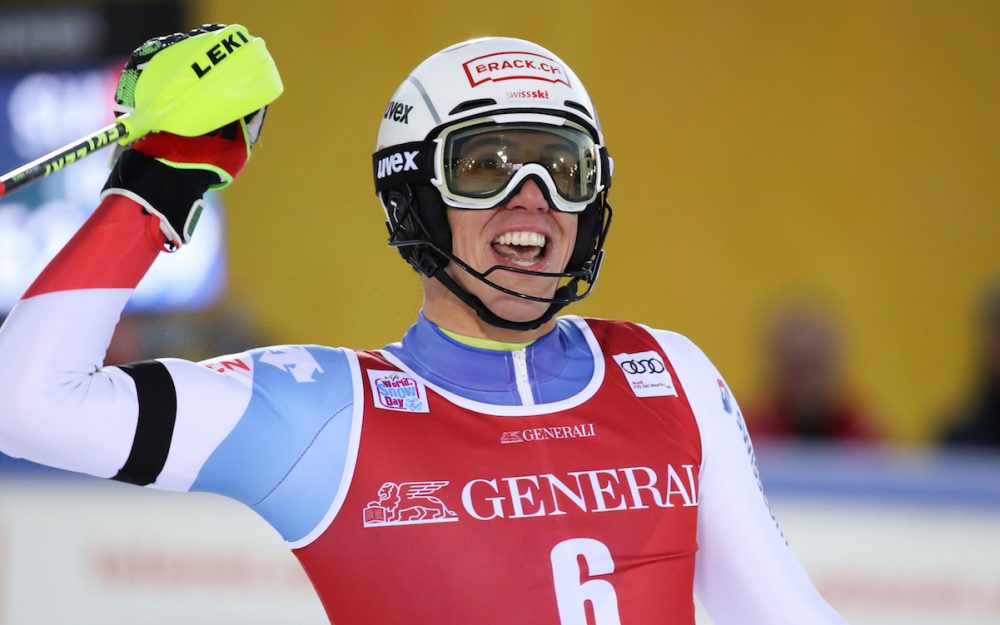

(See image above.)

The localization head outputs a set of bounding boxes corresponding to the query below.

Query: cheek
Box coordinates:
[446,209,491,254]
[556,213,579,251]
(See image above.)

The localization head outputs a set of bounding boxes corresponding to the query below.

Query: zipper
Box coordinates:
[511,348,535,406]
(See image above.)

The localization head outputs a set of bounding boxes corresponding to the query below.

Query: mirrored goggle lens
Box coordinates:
[443,123,599,204]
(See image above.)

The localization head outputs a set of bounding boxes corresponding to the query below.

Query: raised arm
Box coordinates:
[654,329,847,624]
[0,26,266,488]
[0,27,361,548]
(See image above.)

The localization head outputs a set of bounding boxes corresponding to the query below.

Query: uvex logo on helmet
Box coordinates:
[462,51,571,88]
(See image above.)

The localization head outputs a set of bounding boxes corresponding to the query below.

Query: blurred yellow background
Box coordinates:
[198,0,1000,444]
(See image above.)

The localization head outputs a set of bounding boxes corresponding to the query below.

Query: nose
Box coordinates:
[504,178,550,212]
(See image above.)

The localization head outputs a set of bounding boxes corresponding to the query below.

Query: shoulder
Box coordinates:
[641,327,715,372]
[574,316,732,413]
[250,343,354,371]
[567,315,714,370]
[196,344,358,405]
[201,344,353,379]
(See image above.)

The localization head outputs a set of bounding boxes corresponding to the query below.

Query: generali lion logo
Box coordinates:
[362,481,459,528]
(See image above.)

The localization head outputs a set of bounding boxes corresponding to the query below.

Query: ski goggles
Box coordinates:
[373,115,610,213]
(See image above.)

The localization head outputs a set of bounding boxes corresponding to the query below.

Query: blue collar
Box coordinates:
[383,313,594,405]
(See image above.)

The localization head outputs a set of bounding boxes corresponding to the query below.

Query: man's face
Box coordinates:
[445,178,578,324]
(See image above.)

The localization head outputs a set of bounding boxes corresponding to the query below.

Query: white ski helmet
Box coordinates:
[372,36,613,330]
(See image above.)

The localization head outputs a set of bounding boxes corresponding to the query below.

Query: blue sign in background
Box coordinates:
[0,63,227,314]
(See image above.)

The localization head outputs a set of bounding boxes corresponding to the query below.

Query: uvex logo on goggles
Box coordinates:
[373,142,433,192]
[376,150,418,179]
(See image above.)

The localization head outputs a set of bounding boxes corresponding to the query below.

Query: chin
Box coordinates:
[481,290,556,324]
[452,263,566,325]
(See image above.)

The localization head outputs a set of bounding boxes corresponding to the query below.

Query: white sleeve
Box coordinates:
[0,288,251,490]
[652,329,847,625]
[0,197,264,493]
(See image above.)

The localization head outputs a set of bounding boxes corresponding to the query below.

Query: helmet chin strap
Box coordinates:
[431,268,583,332]
[394,218,606,332]
[386,179,611,333]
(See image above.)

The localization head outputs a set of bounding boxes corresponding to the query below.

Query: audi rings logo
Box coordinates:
[618,357,666,375]
[612,350,679,398]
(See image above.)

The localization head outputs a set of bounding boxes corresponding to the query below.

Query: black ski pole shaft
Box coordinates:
[0,122,128,199]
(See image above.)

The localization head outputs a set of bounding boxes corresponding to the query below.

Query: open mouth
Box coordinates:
[491,231,548,267]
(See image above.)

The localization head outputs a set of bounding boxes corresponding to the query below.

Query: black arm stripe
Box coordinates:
[113,360,178,486]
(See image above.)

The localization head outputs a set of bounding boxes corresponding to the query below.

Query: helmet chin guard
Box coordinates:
[374,37,613,331]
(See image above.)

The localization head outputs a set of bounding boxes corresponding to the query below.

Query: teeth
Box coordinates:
[493,231,546,247]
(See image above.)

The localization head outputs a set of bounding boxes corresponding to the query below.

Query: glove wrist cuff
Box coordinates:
[102,150,218,247]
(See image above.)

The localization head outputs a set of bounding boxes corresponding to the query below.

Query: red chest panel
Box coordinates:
[294,319,702,625]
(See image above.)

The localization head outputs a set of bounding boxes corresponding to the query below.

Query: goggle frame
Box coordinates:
[429,113,607,213]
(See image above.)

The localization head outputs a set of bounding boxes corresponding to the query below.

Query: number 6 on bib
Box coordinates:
[550,538,623,625]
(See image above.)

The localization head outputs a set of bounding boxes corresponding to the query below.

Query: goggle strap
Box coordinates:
[599,146,612,190]
[372,141,436,195]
